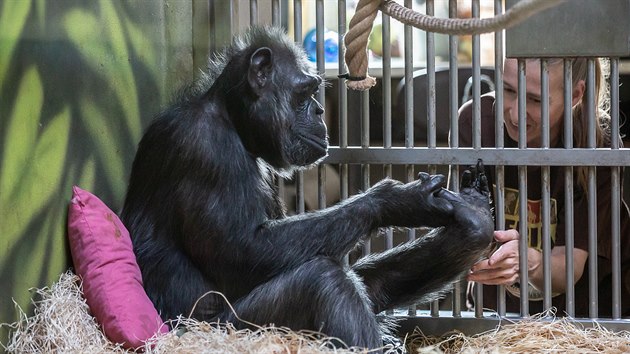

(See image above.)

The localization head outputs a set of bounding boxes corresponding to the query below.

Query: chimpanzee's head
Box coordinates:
[215,26,328,172]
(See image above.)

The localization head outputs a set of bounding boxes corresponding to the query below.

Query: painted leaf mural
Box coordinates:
[0,0,193,344]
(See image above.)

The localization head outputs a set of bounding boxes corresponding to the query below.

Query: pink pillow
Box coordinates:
[67,186,168,349]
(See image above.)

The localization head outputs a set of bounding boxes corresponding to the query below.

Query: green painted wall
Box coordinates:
[0,0,198,344]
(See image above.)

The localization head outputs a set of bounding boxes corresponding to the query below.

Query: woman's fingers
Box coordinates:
[468,266,519,285]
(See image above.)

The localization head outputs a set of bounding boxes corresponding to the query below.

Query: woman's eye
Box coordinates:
[528,96,541,104]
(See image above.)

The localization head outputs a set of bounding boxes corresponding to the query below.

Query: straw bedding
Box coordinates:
[407,314,630,353]
[3,271,630,353]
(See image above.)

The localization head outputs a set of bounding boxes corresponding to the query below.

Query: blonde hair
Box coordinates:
[547,57,612,193]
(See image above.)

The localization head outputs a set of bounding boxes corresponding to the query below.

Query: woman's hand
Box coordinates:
[467,229,542,286]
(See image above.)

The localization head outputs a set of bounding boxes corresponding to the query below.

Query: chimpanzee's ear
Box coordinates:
[248,47,273,95]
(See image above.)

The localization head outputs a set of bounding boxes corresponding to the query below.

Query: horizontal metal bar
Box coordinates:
[323,147,630,166]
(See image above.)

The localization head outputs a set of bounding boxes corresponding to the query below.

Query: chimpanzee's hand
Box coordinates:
[460,159,492,210]
[369,173,455,228]
[435,159,494,241]
[410,172,456,227]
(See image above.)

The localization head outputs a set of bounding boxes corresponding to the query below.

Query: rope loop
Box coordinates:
[342,0,566,90]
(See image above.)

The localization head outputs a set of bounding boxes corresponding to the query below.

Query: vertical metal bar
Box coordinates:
[493,4,504,149]
[471,0,481,150]
[294,0,302,44]
[317,163,326,210]
[586,58,598,318]
[382,11,394,253]
[540,59,552,312]
[359,0,371,256]
[272,0,283,205]
[424,0,440,318]
[316,0,326,210]
[294,0,305,214]
[517,58,529,316]
[563,59,575,317]
[426,0,436,148]
[610,57,622,319]
[271,0,280,26]
[448,0,459,155]
[250,0,258,25]
[338,0,350,266]
[404,0,416,316]
[404,0,414,150]
[540,60,550,148]
[471,0,483,319]
[448,0,461,318]
[382,11,393,316]
[359,0,371,257]
[493,0,506,318]
[383,12,392,152]
[338,0,349,203]
[404,0,415,190]
[315,1,324,92]
[361,88,371,256]
[518,60,527,149]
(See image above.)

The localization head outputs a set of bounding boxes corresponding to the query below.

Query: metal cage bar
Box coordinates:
[403,0,417,317]
[337,0,349,205]
[586,58,598,318]
[250,0,258,25]
[292,0,305,215]
[423,0,441,318]
[315,0,326,210]
[610,57,622,319]
[448,0,462,318]
[233,0,630,337]
[470,0,485,319]
[540,59,552,313]
[563,59,576,317]
[517,59,530,316]
[493,0,507,317]
[382,10,394,253]
[271,0,280,26]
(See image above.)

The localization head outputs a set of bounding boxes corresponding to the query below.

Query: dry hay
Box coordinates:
[407,311,630,353]
[2,271,126,353]
[1,271,394,353]
[4,272,630,354]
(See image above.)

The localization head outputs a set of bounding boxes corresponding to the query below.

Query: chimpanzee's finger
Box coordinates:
[417,172,430,182]
[461,169,472,188]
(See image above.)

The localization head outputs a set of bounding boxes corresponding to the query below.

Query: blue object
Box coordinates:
[303,28,339,63]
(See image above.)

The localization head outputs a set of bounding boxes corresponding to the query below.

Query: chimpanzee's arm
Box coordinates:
[264,175,451,250]
[353,163,495,312]
[183,173,456,282]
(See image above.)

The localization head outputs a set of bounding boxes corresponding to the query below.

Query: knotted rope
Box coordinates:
[342,0,567,91]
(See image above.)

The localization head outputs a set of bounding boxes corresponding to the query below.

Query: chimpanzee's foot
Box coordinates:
[434,159,494,249]
[460,159,492,212]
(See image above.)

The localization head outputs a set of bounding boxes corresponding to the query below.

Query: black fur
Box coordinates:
[121,26,494,350]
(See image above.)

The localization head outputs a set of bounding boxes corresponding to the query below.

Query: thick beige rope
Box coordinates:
[343,0,567,91]
[341,0,381,91]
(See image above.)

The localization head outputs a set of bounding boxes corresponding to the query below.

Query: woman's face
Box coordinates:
[502,59,567,148]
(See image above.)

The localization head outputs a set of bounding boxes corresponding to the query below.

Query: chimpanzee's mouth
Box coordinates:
[300,132,329,153]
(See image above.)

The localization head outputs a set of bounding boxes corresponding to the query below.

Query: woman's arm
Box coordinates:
[530,245,588,293]
[468,229,588,294]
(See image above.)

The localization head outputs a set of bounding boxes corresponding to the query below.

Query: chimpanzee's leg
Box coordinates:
[217,257,383,350]
[353,163,494,313]
[353,224,492,313]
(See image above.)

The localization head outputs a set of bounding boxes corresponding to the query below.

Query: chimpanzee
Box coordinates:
[121,26,494,350]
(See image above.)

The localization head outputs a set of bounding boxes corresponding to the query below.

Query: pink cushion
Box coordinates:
[67,186,168,348]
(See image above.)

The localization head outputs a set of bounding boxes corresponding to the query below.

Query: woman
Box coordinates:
[457,58,630,317]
